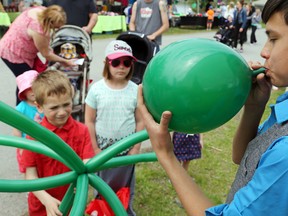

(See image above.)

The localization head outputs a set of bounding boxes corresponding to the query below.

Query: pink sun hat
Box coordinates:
[16,70,39,101]
[105,40,137,61]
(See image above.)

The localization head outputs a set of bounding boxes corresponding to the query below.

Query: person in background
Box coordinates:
[48,0,98,35]
[13,70,44,175]
[224,1,235,20]
[205,0,213,12]
[0,5,75,105]
[231,0,247,52]
[137,0,288,215]
[22,70,94,216]
[172,132,203,208]
[85,40,144,216]
[250,8,262,44]
[219,1,227,26]
[18,0,29,12]
[206,5,214,31]
[172,132,203,172]
[243,2,255,43]
[129,0,169,50]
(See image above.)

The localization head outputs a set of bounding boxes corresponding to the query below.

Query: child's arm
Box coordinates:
[128,107,145,155]
[199,134,204,148]
[26,167,63,216]
[85,104,101,154]
[12,128,22,137]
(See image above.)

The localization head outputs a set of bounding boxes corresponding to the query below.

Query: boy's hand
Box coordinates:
[43,195,63,216]
[246,61,271,108]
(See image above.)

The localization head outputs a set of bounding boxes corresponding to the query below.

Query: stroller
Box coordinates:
[213,20,234,47]
[50,25,93,122]
[116,31,158,84]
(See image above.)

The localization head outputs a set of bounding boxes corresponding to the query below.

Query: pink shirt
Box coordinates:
[0,7,47,67]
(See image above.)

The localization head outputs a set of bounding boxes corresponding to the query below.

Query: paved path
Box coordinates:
[0,27,267,215]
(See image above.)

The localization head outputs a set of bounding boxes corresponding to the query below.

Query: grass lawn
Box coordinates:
[133,88,285,215]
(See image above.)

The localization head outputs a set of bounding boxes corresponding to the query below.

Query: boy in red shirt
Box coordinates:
[22,70,95,216]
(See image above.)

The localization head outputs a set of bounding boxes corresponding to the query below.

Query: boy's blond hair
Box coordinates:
[38,5,66,34]
[32,70,73,106]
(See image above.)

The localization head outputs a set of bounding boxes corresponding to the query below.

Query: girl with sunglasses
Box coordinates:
[85,40,144,215]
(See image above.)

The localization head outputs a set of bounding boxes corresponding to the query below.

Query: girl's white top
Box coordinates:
[85,79,138,155]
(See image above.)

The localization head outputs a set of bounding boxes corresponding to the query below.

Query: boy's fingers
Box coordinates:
[138,85,154,124]
[160,111,172,131]
[138,84,172,131]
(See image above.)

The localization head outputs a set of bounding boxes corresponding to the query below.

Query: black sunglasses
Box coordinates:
[109,59,133,68]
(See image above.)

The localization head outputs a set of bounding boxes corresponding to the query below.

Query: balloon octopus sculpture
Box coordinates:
[0,101,156,215]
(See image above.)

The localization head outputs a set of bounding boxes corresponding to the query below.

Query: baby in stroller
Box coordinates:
[214,15,234,47]
[49,42,81,105]
[50,43,80,72]
[49,25,92,122]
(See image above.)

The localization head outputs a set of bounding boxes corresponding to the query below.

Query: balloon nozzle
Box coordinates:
[252,67,266,77]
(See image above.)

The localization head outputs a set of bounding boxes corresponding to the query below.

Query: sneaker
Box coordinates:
[239,47,243,53]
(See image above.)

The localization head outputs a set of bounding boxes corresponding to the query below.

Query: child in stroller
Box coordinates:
[49,42,81,105]
[50,25,93,122]
[214,15,234,47]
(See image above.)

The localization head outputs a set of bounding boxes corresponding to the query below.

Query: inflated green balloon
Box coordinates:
[143,38,264,133]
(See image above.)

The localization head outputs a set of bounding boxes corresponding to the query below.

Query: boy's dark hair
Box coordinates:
[262,0,288,24]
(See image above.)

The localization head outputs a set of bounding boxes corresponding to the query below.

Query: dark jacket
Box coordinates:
[233,8,247,29]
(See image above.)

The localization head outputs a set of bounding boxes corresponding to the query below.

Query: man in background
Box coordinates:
[129,0,169,50]
[48,0,98,35]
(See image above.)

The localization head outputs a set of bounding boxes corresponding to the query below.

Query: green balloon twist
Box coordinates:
[86,130,150,172]
[70,174,89,215]
[59,181,76,216]
[0,101,85,173]
[88,173,127,215]
[0,171,77,192]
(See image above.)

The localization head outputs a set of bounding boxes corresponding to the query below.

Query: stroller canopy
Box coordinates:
[117,31,156,65]
[117,31,157,84]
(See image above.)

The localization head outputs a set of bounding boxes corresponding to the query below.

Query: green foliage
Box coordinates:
[134,89,285,215]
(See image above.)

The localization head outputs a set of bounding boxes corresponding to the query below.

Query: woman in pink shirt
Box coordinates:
[0,5,75,104]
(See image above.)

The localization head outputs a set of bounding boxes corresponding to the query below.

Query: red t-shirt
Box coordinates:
[22,116,95,216]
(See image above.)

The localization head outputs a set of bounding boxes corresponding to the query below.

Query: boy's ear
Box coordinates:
[35,102,44,113]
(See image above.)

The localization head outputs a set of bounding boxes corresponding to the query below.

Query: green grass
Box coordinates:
[133,88,285,215]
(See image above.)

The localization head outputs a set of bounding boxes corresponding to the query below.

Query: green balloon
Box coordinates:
[192,3,197,9]
[142,38,263,133]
